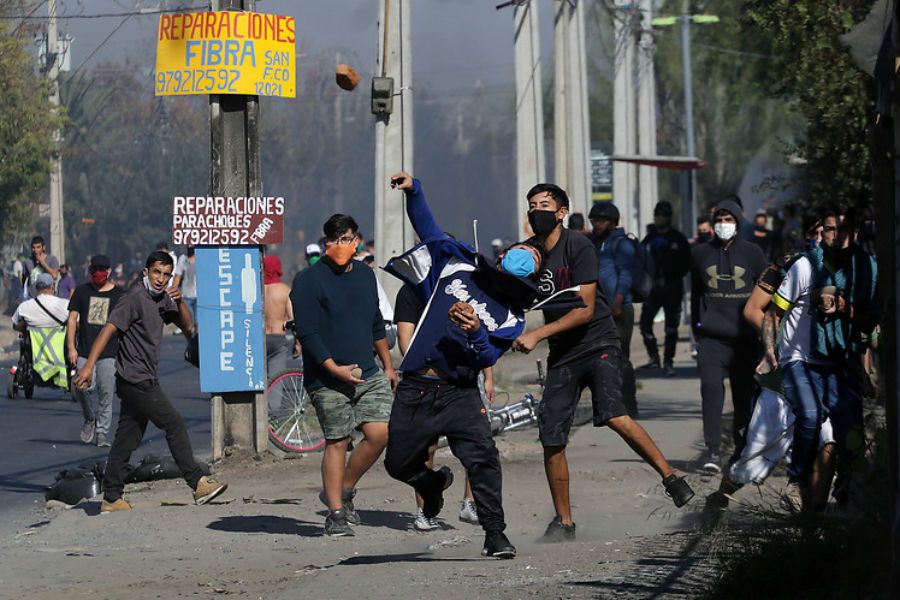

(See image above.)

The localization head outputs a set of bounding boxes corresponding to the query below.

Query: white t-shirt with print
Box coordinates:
[11,295,70,329]
[773,256,832,366]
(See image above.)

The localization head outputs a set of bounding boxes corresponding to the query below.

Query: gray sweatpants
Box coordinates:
[74,356,116,437]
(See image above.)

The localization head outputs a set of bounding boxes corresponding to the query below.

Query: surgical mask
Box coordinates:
[142,275,166,299]
[806,238,819,250]
[308,255,321,266]
[325,243,356,266]
[714,222,737,241]
[697,232,712,244]
[90,270,109,287]
[528,210,559,237]
[501,249,536,277]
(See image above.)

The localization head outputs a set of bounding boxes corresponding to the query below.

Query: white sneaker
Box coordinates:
[413,508,440,531]
[458,498,479,525]
[702,451,722,475]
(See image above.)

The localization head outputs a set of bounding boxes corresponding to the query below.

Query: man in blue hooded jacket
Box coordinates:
[383,172,540,559]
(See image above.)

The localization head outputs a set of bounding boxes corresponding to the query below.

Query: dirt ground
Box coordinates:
[0,326,772,599]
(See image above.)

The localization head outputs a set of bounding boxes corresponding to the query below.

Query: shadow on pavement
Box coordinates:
[339,553,484,566]
[207,515,322,537]
[313,509,415,532]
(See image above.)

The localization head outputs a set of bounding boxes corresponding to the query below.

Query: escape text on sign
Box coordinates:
[172,195,285,246]
[155,11,296,98]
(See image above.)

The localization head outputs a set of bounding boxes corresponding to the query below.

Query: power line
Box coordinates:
[0,6,203,20]
[64,14,133,82]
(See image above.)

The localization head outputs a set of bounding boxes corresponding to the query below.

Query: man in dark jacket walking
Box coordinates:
[639,201,691,376]
[691,199,768,474]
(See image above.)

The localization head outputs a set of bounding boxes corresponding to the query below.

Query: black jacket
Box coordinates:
[642,225,691,288]
[691,236,767,342]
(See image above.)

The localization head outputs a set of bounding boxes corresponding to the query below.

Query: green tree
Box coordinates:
[654,0,798,213]
[0,2,61,239]
[743,0,875,209]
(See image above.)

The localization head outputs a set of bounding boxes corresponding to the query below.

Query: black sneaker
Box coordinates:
[324,508,355,537]
[638,358,661,370]
[421,466,454,519]
[319,488,360,525]
[663,362,677,377]
[663,474,695,508]
[537,516,576,543]
[482,531,516,559]
[702,450,722,475]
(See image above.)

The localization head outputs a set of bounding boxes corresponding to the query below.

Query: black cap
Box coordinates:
[654,201,673,216]
[588,202,620,222]
[90,254,111,270]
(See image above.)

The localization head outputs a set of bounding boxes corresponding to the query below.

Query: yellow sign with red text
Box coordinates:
[155,11,295,98]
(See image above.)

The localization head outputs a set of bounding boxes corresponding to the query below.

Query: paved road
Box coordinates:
[0,336,216,534]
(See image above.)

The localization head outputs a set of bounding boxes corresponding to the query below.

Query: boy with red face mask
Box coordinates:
[66,254,126,447]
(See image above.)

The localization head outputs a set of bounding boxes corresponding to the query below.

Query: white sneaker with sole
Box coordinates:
[458,498,479,525]
[413,508,440,531]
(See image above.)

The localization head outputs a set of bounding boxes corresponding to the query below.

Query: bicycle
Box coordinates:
[266,368,325,453]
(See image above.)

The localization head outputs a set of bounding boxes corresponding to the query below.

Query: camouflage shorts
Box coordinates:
[309,370,394,440]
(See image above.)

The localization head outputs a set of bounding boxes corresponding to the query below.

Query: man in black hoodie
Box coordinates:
[691,200,767,474]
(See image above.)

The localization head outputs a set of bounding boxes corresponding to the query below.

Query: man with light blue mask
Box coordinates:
[383,172,543,560]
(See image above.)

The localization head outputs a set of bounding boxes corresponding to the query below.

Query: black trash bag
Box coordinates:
[124,454,210,484]
[45,462,104,505]
[184,334,200,368]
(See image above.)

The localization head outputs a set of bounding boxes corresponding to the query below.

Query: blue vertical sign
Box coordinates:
[196,247,266,392]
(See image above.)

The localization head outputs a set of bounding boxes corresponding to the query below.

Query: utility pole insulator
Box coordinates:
[371,76,394,115]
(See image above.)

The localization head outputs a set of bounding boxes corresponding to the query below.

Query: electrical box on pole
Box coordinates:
[371,76,394,115]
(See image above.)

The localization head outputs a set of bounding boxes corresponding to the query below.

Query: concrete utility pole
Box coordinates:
[635,0,659,237]
[553,0,591,219]
[208,0,267,459]
[47,0,65,263]
[513,0,546,238]
[374,0,413,302]
[613,0,638,234]
[680,0,697,231]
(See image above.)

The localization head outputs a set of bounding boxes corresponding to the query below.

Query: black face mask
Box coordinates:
[528,210,559,237]
[697,232,712,244]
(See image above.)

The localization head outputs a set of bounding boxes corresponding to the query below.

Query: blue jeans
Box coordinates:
[781,360,862,480]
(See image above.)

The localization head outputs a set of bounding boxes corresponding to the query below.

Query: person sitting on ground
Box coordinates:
[12,273,70,389]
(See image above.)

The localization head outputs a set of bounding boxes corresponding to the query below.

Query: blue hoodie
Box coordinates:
[596,227,634,305]
[384,179,526,383]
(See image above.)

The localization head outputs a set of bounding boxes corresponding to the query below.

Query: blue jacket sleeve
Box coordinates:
[404,179,445,242]
[614,237,635,298]
[291,271,332,366]
[463,326,503,370]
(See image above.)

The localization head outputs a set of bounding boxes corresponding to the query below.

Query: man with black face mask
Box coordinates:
[66,254,125,447]
[513,184,694,543]
[639,201,691,376]
[691,200,767,474]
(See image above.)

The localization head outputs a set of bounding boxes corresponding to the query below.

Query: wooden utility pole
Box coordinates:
[47,0,65,263]
[374,0,414,303]
[513,0,546,238]
[208,0,267,459]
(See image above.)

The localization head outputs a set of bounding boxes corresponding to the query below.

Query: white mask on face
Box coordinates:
[714,222,737,241]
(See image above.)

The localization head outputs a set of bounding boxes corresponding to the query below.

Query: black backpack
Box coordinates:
[612,234,655,303]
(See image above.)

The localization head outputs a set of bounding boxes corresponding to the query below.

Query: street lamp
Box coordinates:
[651,12,719,233]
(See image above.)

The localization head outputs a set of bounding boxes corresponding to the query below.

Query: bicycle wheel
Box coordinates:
[267,369,325,453]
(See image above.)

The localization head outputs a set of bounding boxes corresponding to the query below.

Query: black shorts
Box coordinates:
[538,347,628,446]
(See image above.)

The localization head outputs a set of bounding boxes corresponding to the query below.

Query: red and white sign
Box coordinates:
[172,196,284,245]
